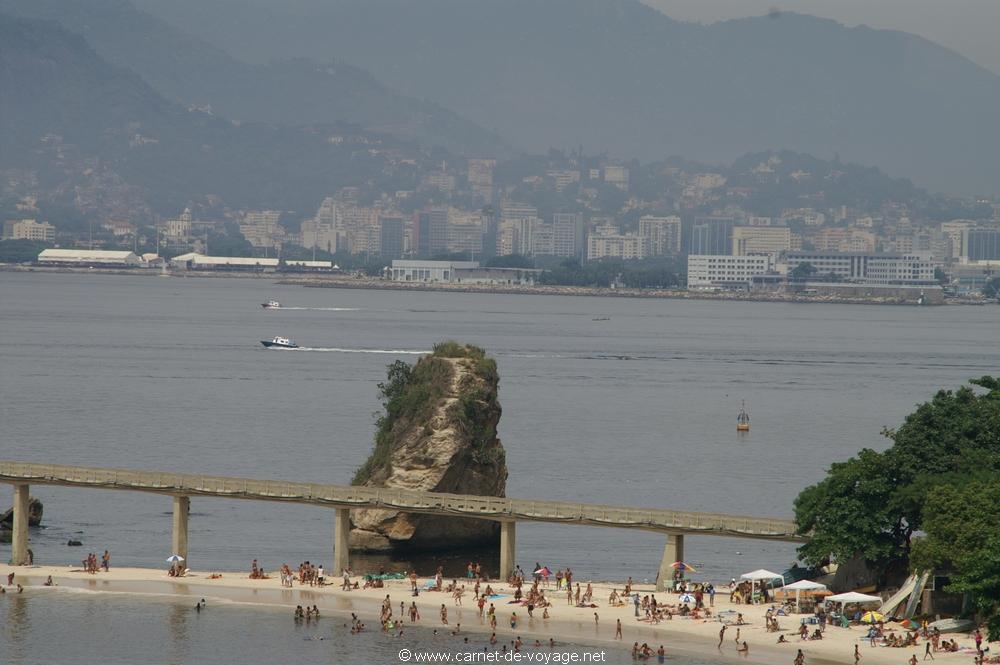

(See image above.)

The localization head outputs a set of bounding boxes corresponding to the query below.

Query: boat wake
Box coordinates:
[285,347,428,354]
[268,306,360,311]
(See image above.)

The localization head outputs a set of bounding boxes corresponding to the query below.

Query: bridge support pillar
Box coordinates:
[172,495,189,569]
[499,521,516,582]
[10,483,30,565]
[333,508,351,575]
[655,534,684,592]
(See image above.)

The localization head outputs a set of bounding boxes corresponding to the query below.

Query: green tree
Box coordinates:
[794,377,1000,575]
[0,239,51,263]
[911,479,1000,640]
[789,262,817,281]
[485,254,534,269]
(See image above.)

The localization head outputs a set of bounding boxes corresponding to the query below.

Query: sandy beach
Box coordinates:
[6,565,992,665]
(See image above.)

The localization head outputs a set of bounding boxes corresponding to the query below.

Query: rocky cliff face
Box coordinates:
[350,342,507,551]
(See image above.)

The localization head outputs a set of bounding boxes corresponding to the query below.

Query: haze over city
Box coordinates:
[1,1,998,664]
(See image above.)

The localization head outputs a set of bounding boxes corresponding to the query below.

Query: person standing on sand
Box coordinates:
[909,655,918,665]
[855,644,862,664]
[719,625,727,648]
[794,649,804,665]
[616,619,623,640]
[924,641,934,660]
[440,604,448,625]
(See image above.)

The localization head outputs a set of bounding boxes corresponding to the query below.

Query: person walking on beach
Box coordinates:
[924,641,934,660]
[634,593,641,617]
[855,645,862,665]
[794,649,804,665]
[719,625,727,648]
[615,618,623,640]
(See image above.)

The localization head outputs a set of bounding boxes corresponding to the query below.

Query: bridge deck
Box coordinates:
[0,461,805,542]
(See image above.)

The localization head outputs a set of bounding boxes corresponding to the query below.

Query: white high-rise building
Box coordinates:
[638,216,682,255]
[587,226,648,260]
[731,226,791,257]
[552,213,585,258]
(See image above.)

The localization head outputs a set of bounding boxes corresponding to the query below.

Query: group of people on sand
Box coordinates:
[81,550,110,574]
[248,559,269,580]
[279,561,323,587]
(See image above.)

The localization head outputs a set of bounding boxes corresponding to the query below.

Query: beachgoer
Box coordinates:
[719,625,727,648]
[616,618,622,640]
[102,550,110,572]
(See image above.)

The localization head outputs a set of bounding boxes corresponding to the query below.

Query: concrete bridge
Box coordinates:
[1,461,806,589]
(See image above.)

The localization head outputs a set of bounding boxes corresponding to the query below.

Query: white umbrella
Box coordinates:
[679,593,695,603]
[166,555,185,563]
[740,569,785,581]
[782,580,827,590]
[826,591,881,603]
[740,569,785,603]
[781,579,828,612]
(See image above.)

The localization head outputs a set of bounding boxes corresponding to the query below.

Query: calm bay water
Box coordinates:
[2,272,998,583]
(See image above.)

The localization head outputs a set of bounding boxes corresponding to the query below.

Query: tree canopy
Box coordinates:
[911,478,1000,640]
[794,377,1000,571]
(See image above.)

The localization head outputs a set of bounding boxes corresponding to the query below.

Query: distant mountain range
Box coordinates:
[126,0,1000,196]
[0,15,430,219]
[0,0,510,157]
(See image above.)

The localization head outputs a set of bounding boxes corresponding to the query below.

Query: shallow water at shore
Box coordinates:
[0,589,681,665]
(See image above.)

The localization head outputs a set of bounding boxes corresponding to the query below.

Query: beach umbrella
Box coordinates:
[861,611,886,623]
[534,567,551,576]
[166,555,185,563]
[679,593,695,603]
[670,562,698,573]
[826,592,881,604]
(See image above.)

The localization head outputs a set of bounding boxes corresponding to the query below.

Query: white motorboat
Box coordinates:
[261,300,281,309]
[260,336,298,349]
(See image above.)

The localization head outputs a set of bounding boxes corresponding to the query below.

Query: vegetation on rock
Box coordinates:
[351,341,502,485]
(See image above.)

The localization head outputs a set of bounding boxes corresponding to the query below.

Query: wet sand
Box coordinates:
[7,565,991,665]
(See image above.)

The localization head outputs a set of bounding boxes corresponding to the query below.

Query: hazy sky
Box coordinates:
[644,0,1000,75]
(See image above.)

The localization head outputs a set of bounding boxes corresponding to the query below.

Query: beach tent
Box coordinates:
[740,569,785,603]
[826,592,881,603]
[781,579,828,612]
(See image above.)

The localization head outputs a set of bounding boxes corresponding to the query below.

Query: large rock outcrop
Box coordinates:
[350,342,507,551]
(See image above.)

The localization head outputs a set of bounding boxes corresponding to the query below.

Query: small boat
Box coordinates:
[261,336,298,349]
[261,300,281,309]
[737,400,750,432]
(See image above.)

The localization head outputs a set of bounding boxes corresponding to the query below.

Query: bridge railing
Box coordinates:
[0,461,804,541]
